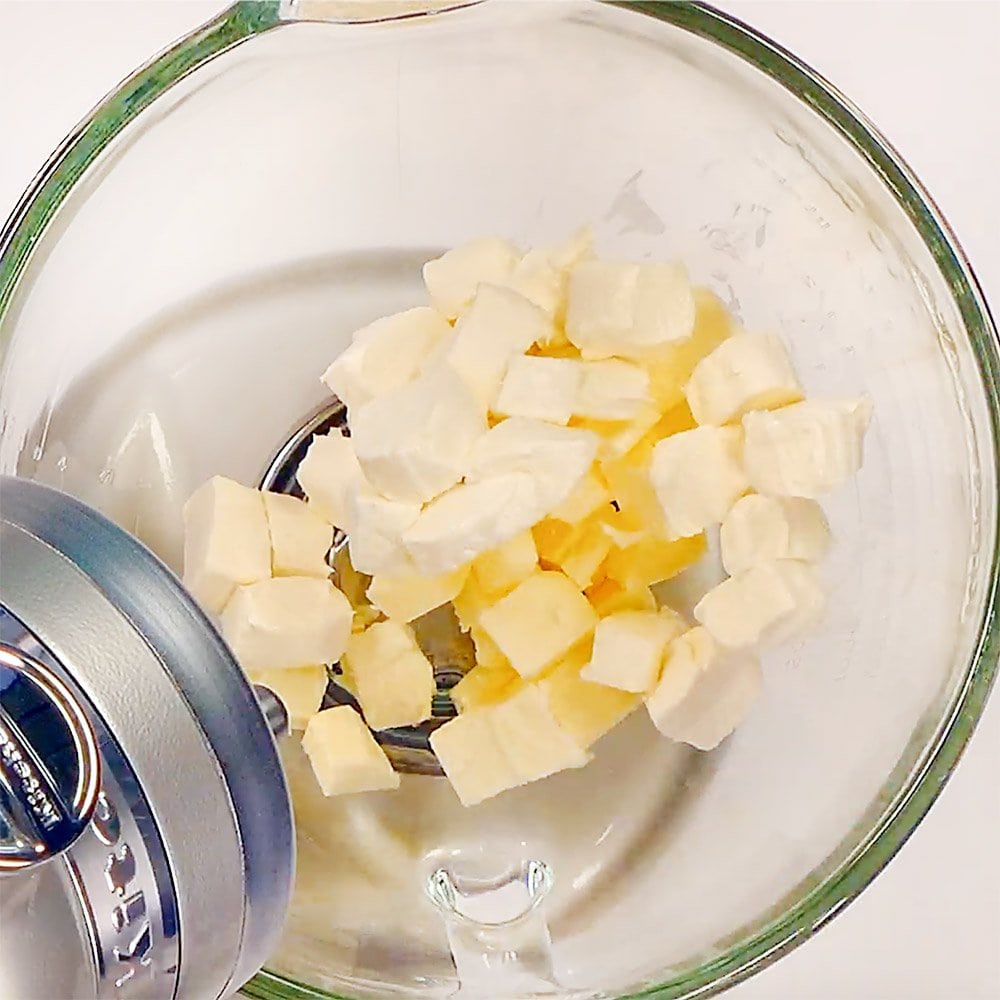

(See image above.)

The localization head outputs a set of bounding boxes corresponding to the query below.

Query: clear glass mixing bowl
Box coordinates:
[1,2,997,998]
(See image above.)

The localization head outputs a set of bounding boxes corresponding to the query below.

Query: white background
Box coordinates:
[1,2,998,998]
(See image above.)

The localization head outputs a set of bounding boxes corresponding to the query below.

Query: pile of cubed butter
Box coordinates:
[182,228,871,807]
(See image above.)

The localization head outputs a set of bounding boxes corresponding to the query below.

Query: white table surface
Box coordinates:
[1,2,997,998]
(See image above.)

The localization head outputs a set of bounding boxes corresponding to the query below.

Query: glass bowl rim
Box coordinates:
[0,3,997,998]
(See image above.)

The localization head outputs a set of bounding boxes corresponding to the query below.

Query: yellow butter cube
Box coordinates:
[574,404,662,462]
[581,610,684,693]
[470,625,510,671]
[429,710,521,807]
[250,665,328,731]
[490,684,591,782]
[472,531,538,597]
[600,453,666,538]
[262,491,333,579]
[549,468,613,524]
[221,577,353,671]
[367,564,469,623]
[302,706,400,795]
[537,642,639,748]
[558,521,613,589]
[479,571,598,679]
[450,662,522,713]
[585,578,657,617]
[344,621,435,730]
[532,517,579,566]
[643,288,734,410]
[452,574,496,632]
[604,532,707,591]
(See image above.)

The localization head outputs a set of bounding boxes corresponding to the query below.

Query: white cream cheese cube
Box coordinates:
[565,260,637,359]
[742,398,872,498]
[506,250,565,320]
[479,571,598,679]
[694,559,825,649]
[545,225,595,272]
[423,237,520,320]
[685,333,803,426]
[573,359,651,421]
[649,426,750,539]
[350,365,486,504]
[296,431,365,531]
[647,649,762,751]
[445,284,554,407]
[566,261,695,359]
[263,491,333,578]
[632,262,697,350]
[429,710,521,806]
[581,610,684,693]
[494,355,582,425]
[250,665,328,731]
[720,494,831,574]
[488,684,591,783]
[344,621,435,730]
[221,576,353,671]
[644,626,714,721]
[466,417,600,516]
[403,474,542,575]
[302,706,400,795]
[182,476,271,614]
[346,486,421,576]
[366,564,469,622]
[322,306,452,414]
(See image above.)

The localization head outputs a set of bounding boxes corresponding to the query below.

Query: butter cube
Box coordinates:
[573,359,651,421]
[742,398,872,499]
[351,365,486,504]
[472,530,538,597]
[296,431,365,531]
[429,710,521,807]
[537,643,639,748]
[549,468,612,524]
[603,532,707,590]
[644,627,714,721]
[344,621,435,730]
[423,237,520,320]
[686,333,803,426]
[346,486,421,576]
[470,625,510,670]
[250,665,328,731]
[449,662,521,714]
[221,577,353,671]
[599,451,666,538]
[578,403,662,461]
[646,648,762,751]
[694,559,825,649]
[581,610,683,693]
[322,307,452,413]
[489,684,591,783]
[446,284,553,407]
[182,476,271,614]
[720,494,831,574]
[566,261,695,360]
[479,571,598,679]
[366,564,469,623]
[452,575,496,632]
[302,706,400,795]
[643,288,734,410]
[263,491,333,578]
[542,519,612,589]
[650,426,750,538]
[494,355,582,425]
[585,578,656,617]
